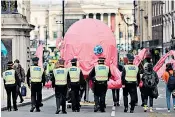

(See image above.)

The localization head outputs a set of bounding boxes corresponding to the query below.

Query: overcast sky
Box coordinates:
[31,0,133,5]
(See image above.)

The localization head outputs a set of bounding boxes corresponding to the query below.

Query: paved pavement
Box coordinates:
[1,85,54,110]
[1,81,175,117]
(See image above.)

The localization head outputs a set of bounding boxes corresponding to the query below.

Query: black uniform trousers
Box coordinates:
[123,83,137,110]
[70,83,80,111]
[55,85,67,111]
[94,82,107,110]
[16,85,23,101]
[112,89,120,103]
[31,83,42,109]
[5,86,17,109]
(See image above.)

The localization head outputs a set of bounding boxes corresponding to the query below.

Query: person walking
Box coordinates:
[27,57,45,112]
[122,54,140,113]
[3,61,20,111]
[142,63,159,112]
[89,57,112,112]
[68,58,85,112]
[162,63,175,112]
[112,64,123,106]
[51,59,69,114]
[14,59,25,103]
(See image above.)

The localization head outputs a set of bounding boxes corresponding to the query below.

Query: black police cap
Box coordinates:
[59,59,65,64]
[7,61,13,66]
[98,57,106,60]
[71,58,77,63]
[32,57,39,61]
[127,54,134,61]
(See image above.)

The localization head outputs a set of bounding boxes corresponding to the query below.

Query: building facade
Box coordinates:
[134,0,152,49]
[1,0,34,73]
[162,0,175,51]
[30,0,134,56]
[135,0,175,64]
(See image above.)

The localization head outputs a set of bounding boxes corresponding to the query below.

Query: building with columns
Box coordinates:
[30,0,134,54]
[162,0,175,51]
[1,0,34,73]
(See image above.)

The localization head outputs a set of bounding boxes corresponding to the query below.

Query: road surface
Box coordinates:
[2,81,175,117]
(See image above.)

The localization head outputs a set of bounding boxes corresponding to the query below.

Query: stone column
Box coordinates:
[101,13,104,22]
[108,13,111,27]
[93,13,96,19]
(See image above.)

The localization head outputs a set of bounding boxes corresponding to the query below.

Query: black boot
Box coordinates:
[124,107,128,113]
[62,110,67,114]
[30,106,35,112]
[130,109,134,113]
[7,107,11,112]
[130,106,134,113]
[39,103,43,107]
[20,98,24,103]
[94,105,99,112]
[100,108,105,112]
[36,108,40,112]
[55,98,60,114]
[13,108,18,111]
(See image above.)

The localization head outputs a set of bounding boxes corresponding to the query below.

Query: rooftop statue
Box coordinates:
[1,0,18,14]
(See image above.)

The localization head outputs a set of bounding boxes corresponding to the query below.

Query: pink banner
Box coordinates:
[157,59,175,78]
[153,51,173,72]
[35,44,43,68]
[133,48,148,66]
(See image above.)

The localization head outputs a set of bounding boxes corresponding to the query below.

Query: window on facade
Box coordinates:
[172,1,174,10]
[119,32,123,38]
[157,4,159,15]
[35,17,37,24]
[53,32,57,39]
[168,1,169,12]
[129,33,132,38]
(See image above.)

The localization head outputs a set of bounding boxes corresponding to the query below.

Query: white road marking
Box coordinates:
[111,106,116,117]
[155,108,167,110]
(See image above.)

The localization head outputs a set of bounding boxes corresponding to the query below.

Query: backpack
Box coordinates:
[143,72,156,88]
[167,71,175,91]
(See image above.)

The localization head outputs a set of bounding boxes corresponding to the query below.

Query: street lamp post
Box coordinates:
[118,23,121,62]
[125,24,127,51]
[160,1,164,55]
[62,0,65,37]
[44,25,48,49]
[127,17,130,52]
[140,9,144,49]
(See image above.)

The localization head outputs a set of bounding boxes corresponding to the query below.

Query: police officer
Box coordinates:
[89,57,111,112]
[3,61,20,111]
[68,58,84,112]
[122,54,140,113]
[51,59,70,114]
[27,57,45,112]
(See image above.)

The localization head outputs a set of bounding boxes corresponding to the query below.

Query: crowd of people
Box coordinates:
[2,53,175,114]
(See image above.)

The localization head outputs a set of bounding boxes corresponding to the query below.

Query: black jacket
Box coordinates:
[4,68,20,88]
[26,66,45,87]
